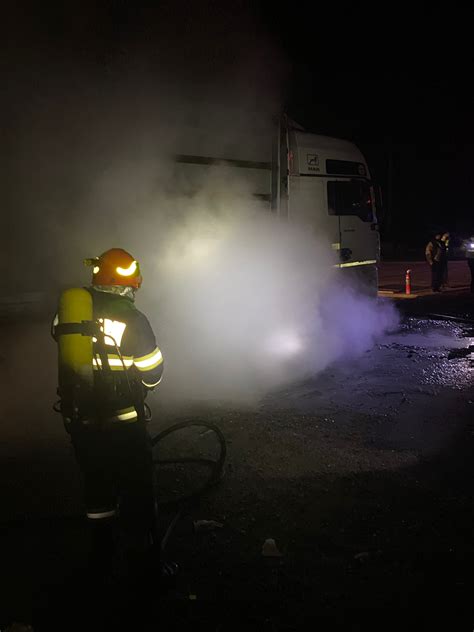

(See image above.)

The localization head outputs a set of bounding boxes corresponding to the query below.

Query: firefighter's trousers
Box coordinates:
[71,418,157,562]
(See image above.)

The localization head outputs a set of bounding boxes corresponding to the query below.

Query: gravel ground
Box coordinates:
[1,297,473,629]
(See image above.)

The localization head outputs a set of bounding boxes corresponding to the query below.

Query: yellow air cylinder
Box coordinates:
[58,288,94,395]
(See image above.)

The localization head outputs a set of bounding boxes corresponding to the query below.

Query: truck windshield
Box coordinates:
[327,180,374,222]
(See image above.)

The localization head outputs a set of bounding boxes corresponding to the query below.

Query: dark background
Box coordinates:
[263,3,473,248]
[4,2,473,253]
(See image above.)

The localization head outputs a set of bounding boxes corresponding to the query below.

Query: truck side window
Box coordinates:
[327,180,374,222]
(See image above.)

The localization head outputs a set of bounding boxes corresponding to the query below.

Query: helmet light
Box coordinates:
[116,260,138,277]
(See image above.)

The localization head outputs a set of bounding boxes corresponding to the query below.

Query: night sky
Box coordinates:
[263,3,473,244]
[4,2,473,247]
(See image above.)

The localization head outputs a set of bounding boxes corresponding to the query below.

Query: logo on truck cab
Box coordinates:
[307,154,320,172]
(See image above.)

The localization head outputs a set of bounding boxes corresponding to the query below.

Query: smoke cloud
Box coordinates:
[2,3,398,408]
[137,182,398,403]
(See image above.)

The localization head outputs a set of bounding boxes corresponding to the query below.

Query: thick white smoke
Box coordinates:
[132,175,399,404]
[2,4,398,409]
[4,82,400,407]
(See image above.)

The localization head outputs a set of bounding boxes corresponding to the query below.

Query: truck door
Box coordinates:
[326,178,379,264]
[288,177,341,254]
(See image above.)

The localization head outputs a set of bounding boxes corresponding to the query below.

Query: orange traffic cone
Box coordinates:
[405,269,411,295]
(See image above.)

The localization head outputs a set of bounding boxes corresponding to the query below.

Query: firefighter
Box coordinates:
[53,248,164,577]
[425,233,443,292]
[464,235,474,292]
[440,231,450,288]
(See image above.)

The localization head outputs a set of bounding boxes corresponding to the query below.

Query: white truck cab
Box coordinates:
[283,126,380,292]
[174,115,381,294]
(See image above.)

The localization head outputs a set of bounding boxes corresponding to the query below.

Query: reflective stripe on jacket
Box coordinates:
[53,288,164,423]
[89,288,164,421]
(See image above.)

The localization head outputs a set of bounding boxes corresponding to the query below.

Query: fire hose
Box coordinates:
[150,420,227,552]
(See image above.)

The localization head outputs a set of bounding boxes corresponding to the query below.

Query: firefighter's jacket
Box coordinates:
[55,288,163,424]
[425,240,442,264]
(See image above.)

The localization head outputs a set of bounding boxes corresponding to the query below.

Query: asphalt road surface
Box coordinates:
[379,260,471,293]
[1,293,473,629]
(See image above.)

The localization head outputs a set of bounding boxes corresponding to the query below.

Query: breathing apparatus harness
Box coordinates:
[53,287,226,554]
[52,312,148,430]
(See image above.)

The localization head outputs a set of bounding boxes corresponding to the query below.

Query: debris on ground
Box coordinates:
[193,519,224,533]
[262,538,283,557]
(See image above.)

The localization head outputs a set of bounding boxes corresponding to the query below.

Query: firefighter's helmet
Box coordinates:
[84,248,142,288]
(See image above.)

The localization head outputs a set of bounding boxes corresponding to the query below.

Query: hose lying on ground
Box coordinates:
[150,420,227,552]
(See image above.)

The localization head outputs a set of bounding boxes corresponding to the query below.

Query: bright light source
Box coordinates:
[264,330,304,357]
[189,239,213,259]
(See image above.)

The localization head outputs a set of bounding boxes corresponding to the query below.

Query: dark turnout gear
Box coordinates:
[464,237,474,292]
[468,260,474,293]
[71,418,155,528]
[440,234,450,287]
[88,287,164,423]
[60,287,162,521]
[53,251,164,573]
[425,238,443,291]
[431,261,443,292]
[53,287,164,425]
[425,239,442,265]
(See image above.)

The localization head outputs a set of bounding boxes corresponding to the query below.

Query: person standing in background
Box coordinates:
[464,235,474,292]
[440,232,450,288]
[425,233,443,292]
